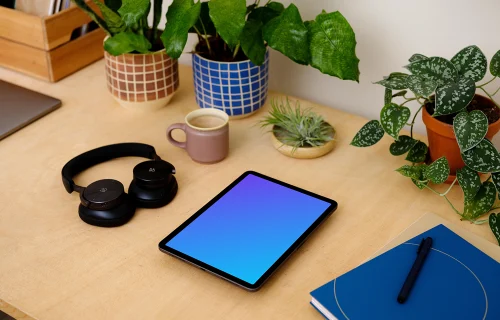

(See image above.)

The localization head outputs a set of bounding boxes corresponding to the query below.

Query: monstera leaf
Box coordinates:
[350,120,385,147]
[306,11,360,81]
[434,77,476,116]
[453,111,488,152]
[406,57,458,87]
[462,139,500,173]
[104,32,151,55]
[240,20,266,65]
[209,0,246,49]
[375,72,409,90]
[118,0,150,27]
[464,181,496,219]
[457,166,482,201]
[263,4,309,65]
[451,45,487,83]
[380,103,411,140]
[161,0,201,59]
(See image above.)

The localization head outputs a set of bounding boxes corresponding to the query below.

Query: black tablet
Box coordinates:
[158,171,337,291]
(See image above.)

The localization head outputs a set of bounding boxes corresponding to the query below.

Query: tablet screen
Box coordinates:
[160,172,336,289]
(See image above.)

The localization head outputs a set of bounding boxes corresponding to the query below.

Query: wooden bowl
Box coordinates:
[270,124,336,159]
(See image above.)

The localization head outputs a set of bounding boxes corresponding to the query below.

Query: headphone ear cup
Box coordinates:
[129,176,178,209]
[79,194,136,227]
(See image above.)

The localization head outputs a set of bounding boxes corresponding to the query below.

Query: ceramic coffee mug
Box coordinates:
[167,108,229,164]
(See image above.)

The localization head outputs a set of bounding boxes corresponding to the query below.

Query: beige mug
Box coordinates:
[167,108,229,164]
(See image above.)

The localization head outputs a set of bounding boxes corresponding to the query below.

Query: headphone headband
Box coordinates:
[61,143,160,193]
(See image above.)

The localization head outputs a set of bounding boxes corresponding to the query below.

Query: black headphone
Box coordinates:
[61,143,178,227]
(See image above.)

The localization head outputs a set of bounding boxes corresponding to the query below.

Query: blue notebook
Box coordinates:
[310,224,500,319]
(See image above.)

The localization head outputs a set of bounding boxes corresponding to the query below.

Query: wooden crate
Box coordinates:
[0,1,105,82]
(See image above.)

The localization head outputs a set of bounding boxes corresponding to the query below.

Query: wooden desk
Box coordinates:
[0,61,497,320]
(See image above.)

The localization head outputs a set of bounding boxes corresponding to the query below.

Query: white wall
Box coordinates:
[159,0,500,135]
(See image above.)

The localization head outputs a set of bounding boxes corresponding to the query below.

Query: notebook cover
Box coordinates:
[310,224,500,319]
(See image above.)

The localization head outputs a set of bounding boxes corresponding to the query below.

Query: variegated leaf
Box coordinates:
[490,50,500,77]
[412,179,429,190]
[406,141,428,163]
[409,53,428,63]
[406,74,437,98]
[462,139,500,173]
[492,172,500,199]
[375,73,408,90]
[464,181,496,219]
[451,45,487,83]
[390,135,417,156]
[380,103,411,140]
[489,213,500,245]
[453,111,488,152]
[350,120,384,147]
[457,166,481,200]
[406,56,458,86]
[425,157,450,184]
[434,77,475,116]
[392,90,407,98]
[396,164,421,180]
[384,88,392,105]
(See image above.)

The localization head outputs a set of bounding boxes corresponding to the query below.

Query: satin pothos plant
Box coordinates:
[161,0,360,81]
[350,45,500,245]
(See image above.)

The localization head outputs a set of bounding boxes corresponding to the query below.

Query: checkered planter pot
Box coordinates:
[192,51,269,117]
[104,49,179,111]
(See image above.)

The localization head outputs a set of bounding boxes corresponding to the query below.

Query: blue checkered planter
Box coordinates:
[192,50,269,117]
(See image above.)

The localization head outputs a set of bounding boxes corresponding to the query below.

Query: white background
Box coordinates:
[157,0,500,135]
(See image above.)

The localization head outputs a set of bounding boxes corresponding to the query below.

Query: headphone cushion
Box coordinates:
[128,176,178,209]
[78,195,136,227]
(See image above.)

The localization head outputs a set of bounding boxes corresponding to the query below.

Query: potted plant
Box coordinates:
[72,0,179,111]
[260,97,335,159]
[350,45,500,245]
[162,0,360,118]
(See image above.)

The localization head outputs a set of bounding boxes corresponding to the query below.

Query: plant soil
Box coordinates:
[426,97,500,125]
[195,37,250,62]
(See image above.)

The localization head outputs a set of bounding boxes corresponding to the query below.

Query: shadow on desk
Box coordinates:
[0,311,14,320]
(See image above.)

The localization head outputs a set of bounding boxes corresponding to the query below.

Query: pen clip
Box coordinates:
[417,238,425,254]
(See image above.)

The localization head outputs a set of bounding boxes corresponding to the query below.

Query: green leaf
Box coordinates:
[492,172,500,198]
[161,0,201,59]
[104,32,152,55]
[390,135,417,156]
[451,45,487,83]
[425,157,450,184]
[392,90,407,98]
[71,0,111,35]
[453,111,488,152]
[104,0,122,12]
[406,56,458,87]
[240,20,266,66]
[384,88,392,105]
[375,73,408,90]
[246,3,257,14]
[409,53,427,63]
[350,120,384,147]
[92,0,125,34]
[248,3,284,25]
[263,4,309,65]
[406,141,428,163]
[380,103,411,140]
[152,0,164,42]
[412,178,429,190]
[464,181,496,219]
[434,77,475,116]
[462,139,500,173]
[489,213,500,245]
[209,0,246,50]
[396,164,426,180]
[191,2,215,35]
[406,74,437,98]
[118,0,150,27]
[306,11,359,81]
[491,50,500,77]
[457,166,481,200]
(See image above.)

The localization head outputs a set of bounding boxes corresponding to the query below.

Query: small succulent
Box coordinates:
[261,98,335,152]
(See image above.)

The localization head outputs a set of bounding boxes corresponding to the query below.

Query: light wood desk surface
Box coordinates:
[0,61,497,320]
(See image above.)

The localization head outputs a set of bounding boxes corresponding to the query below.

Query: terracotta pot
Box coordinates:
[422,94,500,181]
[104,48,179,111]
[271,124,336,159]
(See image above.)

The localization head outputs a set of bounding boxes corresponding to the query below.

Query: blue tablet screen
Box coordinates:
[164,173,332,285]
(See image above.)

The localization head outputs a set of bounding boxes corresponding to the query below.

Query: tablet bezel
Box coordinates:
[158,171,338,291]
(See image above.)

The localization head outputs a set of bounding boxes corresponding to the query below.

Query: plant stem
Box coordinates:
[492,86,500,96]
[233,43,240,59]
[490,206,500,210]
[479,87,500,109]
[423,184,463,216]
[441,178,457,196]
[193,25,211,54]
[477,76,497,88]
[198,18,212,55]
[400,97,418,107]
[410,105,424,138]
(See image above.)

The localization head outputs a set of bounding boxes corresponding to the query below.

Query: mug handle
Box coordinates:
[167,123,187,149]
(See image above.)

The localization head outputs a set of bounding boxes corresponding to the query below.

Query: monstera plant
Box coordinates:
[350,45,500,245]
[162,0,359,117]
